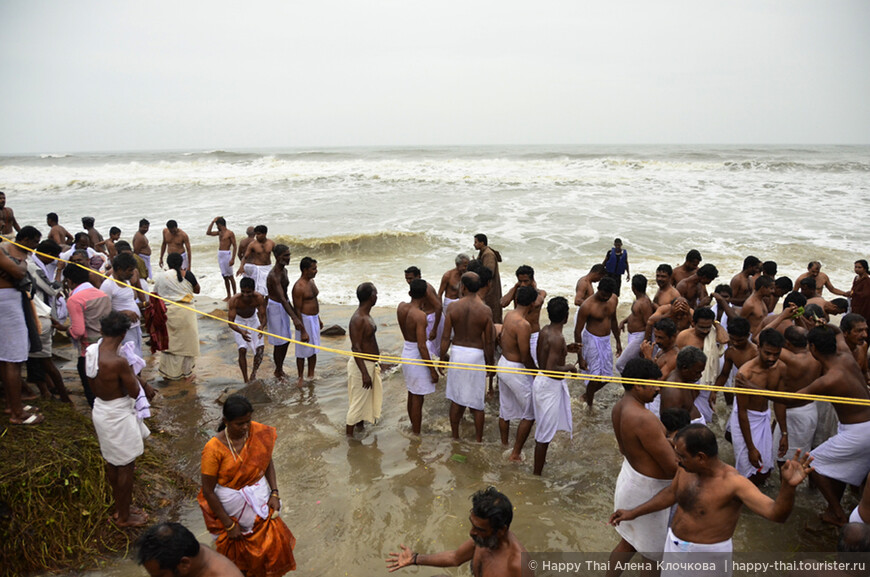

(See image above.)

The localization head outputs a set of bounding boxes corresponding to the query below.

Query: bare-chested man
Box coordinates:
[404,266,443,362]
[741,275,774,338]
[159,220,192,271]
[611,424,812,572]
[347,282,382,438]
[97,227,121,260]
[574,263,606,309]
[397,279,439,435]
[615,274,653,374]
[641,318,679,389]
[676,263,718,309]
[236,226,256,278]
[81,216,105,253]
[438,253,470,310]
[660,346,706,423]
[645,297,692,341]
[293,257,323,386]
[840,313,869,385]
[501,265,546,366]
[675,307,728,422]
[138,522,244,577]
[497,285,538,461]
[264,245,306,381]
[387,487,529,577]
[474,234,503,324]
[576,276,621,406]
[206,217,237,300]
[440,272,495,442]
[671,249,702,285]
[46,212,73,248]
[227,277,266,383]
[730,256,762,307]
[711,316,756,419]
[236,225,273,296]
[609,358,676,571]
[731,329,787,486]
[132,219,152,279]
[796,261,850,298]
[759,291,810,336]
[652,264,680,310]
[0,191,21,236]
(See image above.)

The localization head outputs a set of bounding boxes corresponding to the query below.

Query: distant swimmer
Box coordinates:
[796,260,850,299]
[610,424,812,575]
[615,274,653,374]
[0,191,21,236]
[265,244,306,381]
[347,282,382,438]
[227,277,266,383]
[235,226,256,279]
[82,216,105,253]
[574,264,606,309]
[652,264,680,310]
[387,487,528,577]
[159,220,192,271]
[440,272,495,442]
[404,266,442,361]
[132,219,152,279]
[671,249,702,285]
[474,233,503,324]
[609,358,676,570]
[497,285,538,461]
[500,265,546,367]
[206,217,237,301]
[675,307,728,423]
[46,212,73,248]
[237,225,272,296]
[602,237,630,297]
[397,278,439,435]
[729,255,761,307]
[676,263,718,309]
[292,257,323,386]
[575,276,621,406]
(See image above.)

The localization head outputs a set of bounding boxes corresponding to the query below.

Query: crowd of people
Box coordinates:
[3,191,870,575]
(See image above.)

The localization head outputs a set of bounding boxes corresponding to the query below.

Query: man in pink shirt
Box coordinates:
[64,264,111,407]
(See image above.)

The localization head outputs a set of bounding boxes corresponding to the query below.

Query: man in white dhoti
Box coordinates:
[772,326,821,466]
[403,266,443,365]
[293,257,325,386]
[609,357,675,569]
[611,424,812,577]
[436,253,469,340]
[159,220,192,272]
[615,274,654,375]
[266,245,306,381]
[675,307,728,423]
[397,279,439,434]
[206,216,237,301]
[575,276,621,406]
[228,278,267,383]
[236,225,273,296]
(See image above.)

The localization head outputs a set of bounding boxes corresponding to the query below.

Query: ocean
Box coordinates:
[3,144,868,305]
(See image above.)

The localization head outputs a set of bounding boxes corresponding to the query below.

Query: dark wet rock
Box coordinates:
[320,324,346,337]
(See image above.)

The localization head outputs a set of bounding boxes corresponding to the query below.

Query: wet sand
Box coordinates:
[63,296,842,577]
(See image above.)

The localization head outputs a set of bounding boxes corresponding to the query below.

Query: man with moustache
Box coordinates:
[500,265,546,366]
[437,253,470,313]
[660,346,706,423]
[576,276,621,406]
[675,307,728,423]
[741,276,774,339]
[671,249,702,285]
[403,266,443,361]
[132,219,153,279]
[645,297,692,341]
[652,264,681,309]
[796,261,850,298]
[840,314,869,384]
[159,219,192,271]
[676,263,718,309]
[347,282,383,438]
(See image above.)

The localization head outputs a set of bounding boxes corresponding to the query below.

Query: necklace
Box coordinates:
[226,430,248,461]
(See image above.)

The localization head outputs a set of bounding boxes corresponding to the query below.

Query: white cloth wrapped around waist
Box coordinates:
[772,401,817,462]
[613,458,672,560]
[497,357,535,421]
[581,327,613,381]
[810,419,870,486]
[445,345,486,411]
[212,474,274,535]
[86,339,151,419]
[533,374,572,443]
[401,341,436,396]
[92,396,150,466]
[662,527,732,577]
[295,313,321,358]
[730,407,773,477]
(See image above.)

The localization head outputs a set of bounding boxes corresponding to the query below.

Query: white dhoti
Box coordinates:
[646,395,661,417]
[252,264,271,296]
[91,396,150,466]
[662,527,732,577]
[772,402,818,462]
[212,474,271,534]
[529,331,540,367]
[811,420,870,486]
[445,345,486,411]
[850,506,868,524]
[730,407,773,477]
[122,324,143,360]
[136,253,152,279]
[401,341,436,396]
[0,288,28,363]
[346,358,383,426]
[217,250,233,277]
[295,313,320,358]
[813,401,839,449]
[440,297,456,340]
[533,374,572,443]
[425,311,440,361]
[266,300,291,346]
[232,312,264,352]
[613,458,672,560]
[497,357,534,421]
[180,251,189,271]
[581,327,613,386]
[243,263,255,279]
[615,331,645,374]
[694,390,713,425]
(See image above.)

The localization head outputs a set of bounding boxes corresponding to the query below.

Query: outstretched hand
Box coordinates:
[386,544,415,572]
[609,509,635,526]
[781,450,813,487]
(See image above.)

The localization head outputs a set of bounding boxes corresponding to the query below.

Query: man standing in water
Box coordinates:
[347,282,383,438]
[474,234,503,324]
[729,256,761,307]
[206,217,237,301]
[404,266,443,361]
[437,253,470,312]
[672,249,702,285]
[227,277,266,383]
[292,257,323,386]
[500,265,546,366]
[46,212,74,248]
[652,264,681,309]
[796,261,850,298]
[602,238,630,297]
[159,220,192,271]
[387,487,528,577]
[237,225,273,296]
[133,219,152,279]
[236,226,256,278]
[397,279,439,435]
[265,245,306,381]
[615,274,653,374]
[575,276,621,406]
[0,191,20,236]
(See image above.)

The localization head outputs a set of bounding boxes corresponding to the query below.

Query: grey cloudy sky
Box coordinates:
[1,0,868,153]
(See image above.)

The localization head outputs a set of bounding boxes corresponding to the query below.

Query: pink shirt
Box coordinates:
[67,283,111,356]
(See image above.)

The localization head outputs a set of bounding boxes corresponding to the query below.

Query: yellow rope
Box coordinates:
[6,235,869,407]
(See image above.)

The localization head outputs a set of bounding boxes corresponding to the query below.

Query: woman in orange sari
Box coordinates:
[198,395,296,576]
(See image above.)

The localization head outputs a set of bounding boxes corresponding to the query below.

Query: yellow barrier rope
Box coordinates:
[5,235,869,407]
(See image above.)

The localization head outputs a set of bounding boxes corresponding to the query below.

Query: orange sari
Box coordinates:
[197,421,296,576]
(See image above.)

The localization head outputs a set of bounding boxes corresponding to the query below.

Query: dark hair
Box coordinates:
[676,346,706,370]
[166,219,177,229]
[755,275,774,291]
[590,264,607,275]
[758,328,785,349]
[831,298,849,313]
[63,262,91,285]
[356,282,376,303]
[692,307,715,324]
[804,303,824,320]
[471,487,512,531]
[113,252,137,271]
[697,263,718,280]
[516,285,537,307]
[273,243,290,258]
[461,272,481,294]
[36,239,61,257]
[515,264,534,279]
[783,291,807,309]
[774,276,793,293]
[167,253,184,281]
[808,326,838,356]
[139,218,149,227]
[660,408,691,434]
[654,317,677,337]
[621,358,662,390]
[218,394,253,432]
[614,238,622,244]
[136,522,200,569]
[81,216,95,228]
[216,217,226,226]
[477,265,493,287]
[686,249,702,262]
[73,231,89,245]
[598,276,616,295]
[727,316,751,338]
[856,259,869,271]
[800,276,817,289]
[631,274,647,293]
[546,296,569,324]
[474,233,488,246]
[784,326,808,348]
[742,256,761,271]
[841,313,867,333]
[100,310,132,337]
[109,226,121,236]
[656,263,673,275]
[714,284,732,297]
[675,423,718,457]
[240,277,255,290]
[409,278,428,299]
[114,240,132,253]
[16,225,41,243]
[762,260,777,276]
[300,257,317,272]
[808,261,821,270]
[404,266,421,277]
[254,224,267,234]
[47,212,59,223]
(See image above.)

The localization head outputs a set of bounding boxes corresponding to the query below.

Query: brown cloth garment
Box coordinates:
[478,245,503,324]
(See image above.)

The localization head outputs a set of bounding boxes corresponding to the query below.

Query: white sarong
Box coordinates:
[425,311,440,361]
[266,300,291,346]
[730,407,773,477]
[615,331,645,374]
[533,374,572,443]
[0,288,28,363]
[613,458,672,560]
[497,357,534,421]
[529,331,540,368]
[445,345,486,411]
[252,264,270,296]
[243,263,255,279]
[232,312,264,352]
[581,327,613,385]
[401,341,436,395]
[772,402,818,462]
[217,250,233,276]
[346,358,383,426]
[850,506,868,524]
[811,420,870,486]
[662,527,732,577]
[295,313,320,359]
[694,389,713,425]
[91,396,150,466]
[212,474,271,535]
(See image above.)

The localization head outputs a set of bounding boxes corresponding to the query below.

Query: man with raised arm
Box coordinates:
[206,217,237,301]
[796,261,850,298]
[676,263,718,309]
[772,325,821,467]
[403,265,443,361]
[500,264,546,366]
[575,276,621,406]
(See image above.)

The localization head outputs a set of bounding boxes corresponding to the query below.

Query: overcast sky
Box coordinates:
[1,0,868,153]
